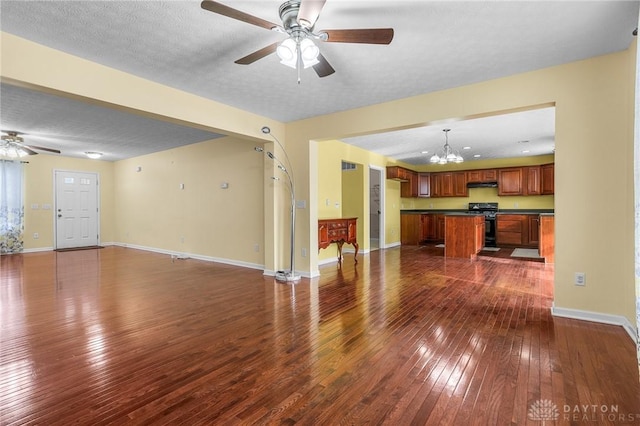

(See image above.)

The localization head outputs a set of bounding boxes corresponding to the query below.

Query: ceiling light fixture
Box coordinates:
[85,151,103,159]
[0,132,29,158]
[276,35,320,84]
[429,129,463,164]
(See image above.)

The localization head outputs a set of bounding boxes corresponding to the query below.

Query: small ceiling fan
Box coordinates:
[0,131,61,157]
[201,0,394,82]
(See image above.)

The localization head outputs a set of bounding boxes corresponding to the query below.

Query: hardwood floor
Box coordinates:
[1,246,638,425]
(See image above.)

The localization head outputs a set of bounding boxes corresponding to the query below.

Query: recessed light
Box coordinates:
[517,140,530,144]
[463,146,471,150]
[522,150,530,153]
[473,154,481,158]
[421,150,429,154]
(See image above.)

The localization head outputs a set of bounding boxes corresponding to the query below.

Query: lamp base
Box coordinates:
[275,270,301,283]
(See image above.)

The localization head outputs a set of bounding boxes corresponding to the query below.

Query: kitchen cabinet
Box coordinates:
[498,167,524,196]
[496,214,525,245]
[525,166,541,195]
[541,163,554,195]
[466,169,497,183]
[400,213,444,245]
[528,215,539,245]
[436,214,445,241]
[391,163,553,198]
[453,172,468,196]
[539,215,554,263]
[496,214,539,247]
[418,173,430,197]
[444,214,485,259]
[386,166,411,181]
[421,213,436,241]
[430,172,467,198]
[400,170,418,198]
[400,214,421,245]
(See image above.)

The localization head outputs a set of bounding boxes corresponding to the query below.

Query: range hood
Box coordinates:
[467,181,498,188]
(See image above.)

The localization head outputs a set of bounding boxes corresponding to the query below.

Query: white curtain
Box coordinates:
[0,160,25,254]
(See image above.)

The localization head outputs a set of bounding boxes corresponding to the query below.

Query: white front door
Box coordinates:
[55,171,99,249]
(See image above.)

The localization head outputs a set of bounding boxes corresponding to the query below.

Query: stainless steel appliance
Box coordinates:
[468,202,498,247]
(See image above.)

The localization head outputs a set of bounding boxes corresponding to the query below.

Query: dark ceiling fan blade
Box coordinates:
[24,145,61,154]
[313,53,335,78]
[235,42,278,65]
[321,28,394,44]
[201,0,279,31]
[19,146,39,155]
[297,0,326,29]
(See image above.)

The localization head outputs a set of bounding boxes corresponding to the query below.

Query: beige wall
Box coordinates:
[2,32,637,327]
[316,139,403,262]
[295,46,636,325]
[22,154,115,250]
[113,136,265,266]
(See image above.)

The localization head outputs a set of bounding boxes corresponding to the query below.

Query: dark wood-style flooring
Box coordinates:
[1,246,639,425]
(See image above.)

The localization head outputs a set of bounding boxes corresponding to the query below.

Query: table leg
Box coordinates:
[336,241,344,265]
[352,242,359,264]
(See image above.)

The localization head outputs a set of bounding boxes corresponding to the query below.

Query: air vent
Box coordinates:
[342,161,357,171]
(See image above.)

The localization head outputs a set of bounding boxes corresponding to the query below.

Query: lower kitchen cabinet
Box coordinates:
[401,214,421,245]
[496,214,539,248]
[401,213,445,245]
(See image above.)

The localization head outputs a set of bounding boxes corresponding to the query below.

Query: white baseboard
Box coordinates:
[111,242,265,271]
[20,247,54,253]
[551,304,637,344]
[385,241,401,249]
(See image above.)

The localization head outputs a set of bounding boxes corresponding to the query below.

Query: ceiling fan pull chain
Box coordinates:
[296,40,302,84]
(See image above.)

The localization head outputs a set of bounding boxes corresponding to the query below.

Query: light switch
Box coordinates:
[42,204,52,210]
[31,204,39,210]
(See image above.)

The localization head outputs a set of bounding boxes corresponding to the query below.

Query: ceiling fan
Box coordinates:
[0,131,61,158]
[200,0,394,82]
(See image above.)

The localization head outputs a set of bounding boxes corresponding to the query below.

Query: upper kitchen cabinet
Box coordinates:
[401,170,418,198]
[525,166,541,195]
[387,166,412,181]
[498,167,524,196]
[430,171,467,198]
[418,173,430,197]
[466,169,497,183]
[387,166,418,197]
[541,163,554,195]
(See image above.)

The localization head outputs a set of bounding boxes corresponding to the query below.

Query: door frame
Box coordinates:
[53,169,101,250]
[369,165,385,250]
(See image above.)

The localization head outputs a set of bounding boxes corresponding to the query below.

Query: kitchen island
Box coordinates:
[444,214,485,259]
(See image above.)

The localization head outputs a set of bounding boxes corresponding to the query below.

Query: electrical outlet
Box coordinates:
[33,232,39,239]
[254,244,260,252]
[301,248,307,257]
[574,272,586,286]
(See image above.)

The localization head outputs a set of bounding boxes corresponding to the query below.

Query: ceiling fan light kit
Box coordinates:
[1,131,61,157]
[200,0,393,82]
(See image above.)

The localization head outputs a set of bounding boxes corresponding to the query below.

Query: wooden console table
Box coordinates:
[318,217,359,264]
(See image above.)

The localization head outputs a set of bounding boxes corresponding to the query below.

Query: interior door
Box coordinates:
[55,170,99,249]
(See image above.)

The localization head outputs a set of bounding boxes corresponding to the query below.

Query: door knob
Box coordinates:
[57,214,62,218]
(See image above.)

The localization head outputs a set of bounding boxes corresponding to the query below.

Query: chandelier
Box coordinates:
[0,132,29,158]
[429,129,463,164]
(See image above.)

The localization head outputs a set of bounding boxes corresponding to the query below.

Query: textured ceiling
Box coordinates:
[0,84,224,162]
[0,1,638,162]
[343,106,555,165]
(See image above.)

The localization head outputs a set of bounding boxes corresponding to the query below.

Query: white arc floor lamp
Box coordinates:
[256,126,301,283]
